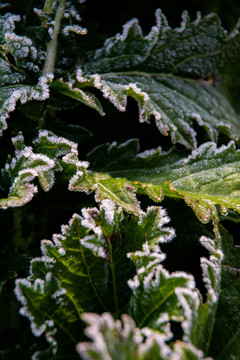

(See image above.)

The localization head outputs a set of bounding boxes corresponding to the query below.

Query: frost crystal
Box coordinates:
[0,74,53,136]
[100,199,116,224]
[77,313,143,359]
[0,129,87,209]
[77,8,240,148]
[0,13,21,43]
[62,25,87,36]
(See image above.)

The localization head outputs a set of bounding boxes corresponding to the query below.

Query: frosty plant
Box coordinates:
[1,0,240,359]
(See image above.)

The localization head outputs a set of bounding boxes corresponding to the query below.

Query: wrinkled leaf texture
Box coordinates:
[54,9,240,149]
[15,203,175,358]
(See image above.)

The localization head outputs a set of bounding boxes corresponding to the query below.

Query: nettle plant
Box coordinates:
[1,0,240,359]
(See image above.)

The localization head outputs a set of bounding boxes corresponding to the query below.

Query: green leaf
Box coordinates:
[51,78,105,115]
[171,223,240,360]
[15,202,174,357]
[127,243,194,332]
[0,12,50,135]
[77,312,212,360]
[15,272,78,358]
[0,130,79,208]
[83,10,240,78]
[55,10,240,149]
[0,133,55,209]
[207,225,240,359]
[0,13,40,73]
[0,74,53,136]
[87,140,240,222]
[66,158,141,214]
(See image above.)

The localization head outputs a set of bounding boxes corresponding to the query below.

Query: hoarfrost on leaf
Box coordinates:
[174,226,227,357]
[15,201,177,357]
[62,25,87,36]
[0,129,84,208]
[87,139,240,221]
[77,312,211,360]
[0,74,53,136]
[0,13,41,73]
[54,10,240,148]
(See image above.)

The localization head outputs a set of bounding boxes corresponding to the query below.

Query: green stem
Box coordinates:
[43,0,56,14]
[42,0,66,75]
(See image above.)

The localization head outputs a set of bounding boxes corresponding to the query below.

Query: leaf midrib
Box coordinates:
[138,277,187,328]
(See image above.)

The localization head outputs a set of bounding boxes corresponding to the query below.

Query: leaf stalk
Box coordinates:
[42,0,66,75]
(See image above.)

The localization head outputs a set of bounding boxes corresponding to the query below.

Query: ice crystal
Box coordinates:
[62,25,87,36]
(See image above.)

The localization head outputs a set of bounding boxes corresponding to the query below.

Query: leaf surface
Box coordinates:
[127,244,194,332]
[15,202,174,357]
[175,225,240,360]
[207,225,240,359]
[86,140,240,222]
[77,312,212,360]
[0,130,78,208]
[54,10,240,148]
[0,13,49,135]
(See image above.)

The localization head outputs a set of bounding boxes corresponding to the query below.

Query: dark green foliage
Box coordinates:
[1,1,240,359]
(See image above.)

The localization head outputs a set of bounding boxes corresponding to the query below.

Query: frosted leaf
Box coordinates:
[72,70,240,149]
[77,312,210,360]
[4,33,34,58]
[87,139,240,221]
[85,9,240,78]
[0,13,40,73]
[77,312,171,360]
[51,78,105,115]
[0,58,26,86]
[99,199,116,225]
[127,210,194,332]
[0,3,10,10]
[15,201,178,357]
[172,342,212,360]
[174,226,229,356]
[64,2,82,22]
[31,129,81,192]
[64,147,142,213]
[0,13,20,43]
[0,129,81,208]
[0,74,53,136]
[33,129,78,159]
[0,134,56,209]
[57,10,240,148]
[62,25,87,36]
[15,273,61,356]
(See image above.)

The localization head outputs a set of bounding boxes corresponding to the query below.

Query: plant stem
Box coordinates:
[42,0,66,75]
[43,0,56,14]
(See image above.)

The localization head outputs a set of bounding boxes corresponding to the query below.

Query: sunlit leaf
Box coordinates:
[87,140,240,222]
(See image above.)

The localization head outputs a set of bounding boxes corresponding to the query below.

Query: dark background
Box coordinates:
[6,0,240,35]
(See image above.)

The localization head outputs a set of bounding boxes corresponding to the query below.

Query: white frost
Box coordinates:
[100,199,116,224]
[62,25,87,36]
